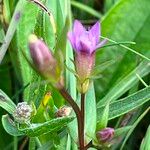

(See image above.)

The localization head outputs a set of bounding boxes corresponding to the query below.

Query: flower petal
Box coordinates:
[67,31,76,50]
[73,20,85,36]
[80,40,93,54]
[89,21,100,44]
[96,39,107,49]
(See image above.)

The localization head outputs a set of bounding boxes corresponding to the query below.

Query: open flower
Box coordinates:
[68,20,106,54]
[68,20,106,93]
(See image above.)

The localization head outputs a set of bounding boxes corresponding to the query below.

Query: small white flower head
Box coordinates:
[13,102,33,124]
[56,106,72,117]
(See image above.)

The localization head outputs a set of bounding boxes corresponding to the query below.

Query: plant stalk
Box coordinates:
[80,93,85,149]
[59,88,83,150]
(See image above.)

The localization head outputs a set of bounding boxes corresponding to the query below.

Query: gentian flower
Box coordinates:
[68,20,106,93]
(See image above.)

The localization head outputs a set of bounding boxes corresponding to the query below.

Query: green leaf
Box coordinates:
[55,16,70,56]
[120,107,150,149]
[104,0,116,12]
[85,83,97,142]
[114,126,132,138]
[0,90,16,114]
[16,2,39,100]
[22,117,74,137]
[96,102,109,131]
[45,0,66,37]
[96,0,150,101]
[97,61,150,106]
[71,0,102,18]
[0,25,5,44]
[2,115,24,136]
[140,125,150,150]
[3,0,11,24]
[2,114,74,137]
[97,86,150,121]
[0,0,27,63]
[65,0,77,146]
[41,1,55,50]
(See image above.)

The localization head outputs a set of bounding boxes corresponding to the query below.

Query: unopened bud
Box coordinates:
[96,127,114,143]
[29,34,55,71]
[29,34,61,83]
[55,106,72,117]
[13,102,33,124]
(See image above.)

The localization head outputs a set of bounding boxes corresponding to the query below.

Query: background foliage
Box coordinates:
[0,0,150,149]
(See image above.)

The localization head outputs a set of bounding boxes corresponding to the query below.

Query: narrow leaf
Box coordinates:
[97,61,150,106]
[96,102,109,131]
[0,90,16,114]
[120,107,150,149]
[97,86,150,120]
[0,0,27,63]
[2,115,24,136]
[140,125,150,150]
[2,114,74,137]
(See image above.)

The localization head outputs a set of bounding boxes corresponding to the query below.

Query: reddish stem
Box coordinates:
[59,88,84,150]
[80,93,85,149]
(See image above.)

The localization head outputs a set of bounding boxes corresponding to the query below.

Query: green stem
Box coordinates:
[13,137,18,150]
[100,36,150,61]
[100,41,135,49]
[28,138,35,150]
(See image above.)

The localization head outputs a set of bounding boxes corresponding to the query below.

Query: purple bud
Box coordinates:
[29,34,55,71]
[96,127,114,143]
[28,34,61,83]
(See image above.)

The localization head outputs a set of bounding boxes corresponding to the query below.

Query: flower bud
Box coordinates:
[13,102,33,124]
[29,34,61,84]
[96,127,114,143]
[55,106,72,117]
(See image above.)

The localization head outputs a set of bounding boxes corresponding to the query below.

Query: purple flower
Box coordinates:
[96,127,114,143]
[68,20,106,93]
[68,20,106,54]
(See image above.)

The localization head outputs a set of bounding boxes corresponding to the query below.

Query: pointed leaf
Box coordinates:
[0,90,16,114]
[97,86,150,120]
[2,114,74,137]
[96,102,109,131]
[2,115,24,136]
